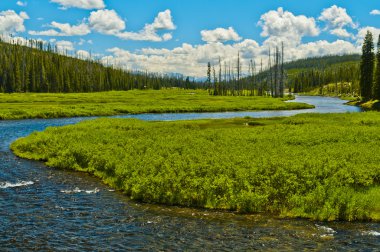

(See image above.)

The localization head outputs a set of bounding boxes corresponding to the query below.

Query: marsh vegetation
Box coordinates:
[0,89,313,120]
[12,113,380,221]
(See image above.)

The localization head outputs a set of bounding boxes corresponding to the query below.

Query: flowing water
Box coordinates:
[1,96,379,251]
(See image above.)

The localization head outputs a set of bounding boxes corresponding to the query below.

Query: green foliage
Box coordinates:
[11,113,380,221]
[349,99,380,111]
[0,89,313,120]
[304,83,360,100]
[374,35,380,100]
[283,54,361,70]
[289,62,360,96]
[360,31,375,99]
[0,40,195,93]
[256,54,361,95]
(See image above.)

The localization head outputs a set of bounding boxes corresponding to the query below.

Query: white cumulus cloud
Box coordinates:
[76,49,91,59]
[116,9,176,42]
[55,40,74,52]
[89,9,125,35]
[162,33,173,41]
[370,10,380,16]
[29,21,90,36]
[356,26,380,44]
[151,9,176,30]
[330,28,354,38]
[201,27,242,43]
[258,7,319,47]
[289,40,359,60]
[29,9,175,42]
[102,36,361,78]
[50,0,105,10]
[16,1,27,7]
[0,10,29,34]
[319,5,356,29]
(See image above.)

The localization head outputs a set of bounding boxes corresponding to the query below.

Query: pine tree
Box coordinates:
[360,31,375,100]
[280,42,284,97]
[206,62,211,90]
[0,38,194,94]
[374,35,380,100]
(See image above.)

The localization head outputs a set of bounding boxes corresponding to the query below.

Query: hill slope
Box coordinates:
[257,54,361,94]
[0,40,192,93]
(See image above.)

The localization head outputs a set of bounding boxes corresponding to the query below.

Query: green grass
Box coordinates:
[302,83,359,101]
[347,100,380,110]
[304,83,380,110]
[0,89,313,120]
[11,112,380,221]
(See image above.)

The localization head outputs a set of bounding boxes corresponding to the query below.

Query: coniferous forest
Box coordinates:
[0,38,194,93]
[204,32,380,100]
[1,35,380,102]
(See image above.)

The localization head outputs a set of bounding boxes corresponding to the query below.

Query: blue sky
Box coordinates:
[0,0,379,76]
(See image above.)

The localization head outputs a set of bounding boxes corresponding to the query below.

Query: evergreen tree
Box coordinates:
[374,35,380,100]
[206,62,211,89]
[0,38,196,93]
[360,31,375,99]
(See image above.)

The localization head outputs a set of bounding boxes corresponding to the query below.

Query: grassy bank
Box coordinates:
[0,89,313,120]
[303,83,380,110]
[347,100,380,110]
[11,113,380,221]
[302,83,359,101]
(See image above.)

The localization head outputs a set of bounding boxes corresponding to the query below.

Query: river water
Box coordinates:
[1,96,379,251]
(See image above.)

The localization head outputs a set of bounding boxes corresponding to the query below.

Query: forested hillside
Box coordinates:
[266,55,361,94]
[205,50,362,98]
[0,39,194,93]
[288,60,360,94]
[283,54,360,71]
[0,38,371,97]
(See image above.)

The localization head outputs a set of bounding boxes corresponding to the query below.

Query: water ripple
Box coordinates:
[0,96,378,250]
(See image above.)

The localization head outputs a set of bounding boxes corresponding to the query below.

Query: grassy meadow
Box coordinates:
[11,112,380,221]
[0,89,313,120]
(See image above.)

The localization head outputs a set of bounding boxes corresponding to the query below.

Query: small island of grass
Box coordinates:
[11,113,380,221]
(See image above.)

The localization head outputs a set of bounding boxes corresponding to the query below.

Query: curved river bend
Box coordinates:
[1,96,379,251]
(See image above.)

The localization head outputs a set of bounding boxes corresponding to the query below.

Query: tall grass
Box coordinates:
[0,89,313,120]
[11,112,380,221]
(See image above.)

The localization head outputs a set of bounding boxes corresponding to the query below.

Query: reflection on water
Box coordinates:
[1,96,378,251]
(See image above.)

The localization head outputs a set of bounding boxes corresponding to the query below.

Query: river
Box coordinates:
[1,96,379,251]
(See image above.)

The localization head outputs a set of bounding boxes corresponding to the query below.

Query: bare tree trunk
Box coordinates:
[224,61,227,96]
[268,48,273,97]
[280,42,284,97]
[219,57,222,96]
[274,47,278,97]
[213,66,217,95]
[237,52,241,96]
[260,58,263,96]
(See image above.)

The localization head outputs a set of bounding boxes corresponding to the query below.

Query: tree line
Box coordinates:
[289,31,380,100]
[2,34,379,99]
[205,46,363,98]
[0,37,197,93]
[360,31,380,100]
[206,43,286,98]
[289,62,360,95]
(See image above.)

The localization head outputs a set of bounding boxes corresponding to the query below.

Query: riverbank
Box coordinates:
[11,113,380,221]
[304,94,380,111]
[0,90,313,120]
[299,84,380,111]
[346,100,380,110]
